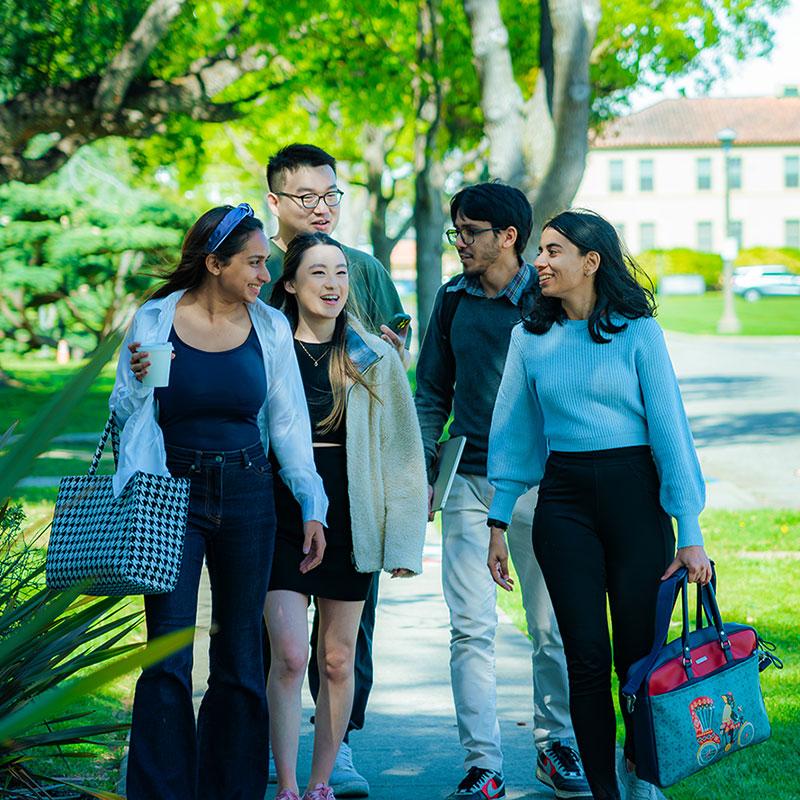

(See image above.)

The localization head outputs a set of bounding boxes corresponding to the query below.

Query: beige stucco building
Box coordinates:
[573,97,800,254]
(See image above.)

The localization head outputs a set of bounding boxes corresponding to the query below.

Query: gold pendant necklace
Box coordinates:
[297,339,331,367]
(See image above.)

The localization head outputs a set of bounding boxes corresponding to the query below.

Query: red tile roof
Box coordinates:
[592,97,800,148]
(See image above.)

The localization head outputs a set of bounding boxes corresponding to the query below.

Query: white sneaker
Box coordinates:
[618,752,657,800]
[328,741,369,797]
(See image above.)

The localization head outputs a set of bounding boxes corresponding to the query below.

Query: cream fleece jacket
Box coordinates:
[345,328,428,575]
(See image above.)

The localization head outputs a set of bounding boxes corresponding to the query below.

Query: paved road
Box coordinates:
[666,332,800,509]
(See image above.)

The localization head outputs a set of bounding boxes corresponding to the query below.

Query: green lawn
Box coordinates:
[1,357,116,519]
[499,508,800,800]
[655,294,800,336]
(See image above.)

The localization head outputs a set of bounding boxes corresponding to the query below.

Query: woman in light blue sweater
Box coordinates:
[486,210,711,800]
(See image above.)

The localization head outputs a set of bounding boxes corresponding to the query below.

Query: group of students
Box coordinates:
[111,143,710,800]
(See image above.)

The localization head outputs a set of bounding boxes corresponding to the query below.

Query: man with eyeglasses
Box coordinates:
[260,143,405,341]
[415,183,590,800]
[259,143,407,799]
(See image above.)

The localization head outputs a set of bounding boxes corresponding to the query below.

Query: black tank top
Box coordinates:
[155,325,266,450]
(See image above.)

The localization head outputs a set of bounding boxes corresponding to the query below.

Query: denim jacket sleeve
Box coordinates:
[260,309,328,525]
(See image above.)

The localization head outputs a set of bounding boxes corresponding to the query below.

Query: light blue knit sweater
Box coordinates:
[487,316,705,548]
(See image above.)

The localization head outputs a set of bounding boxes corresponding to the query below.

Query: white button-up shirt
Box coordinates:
[109,290,328,523]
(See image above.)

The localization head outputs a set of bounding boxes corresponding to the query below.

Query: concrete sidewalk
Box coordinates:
[188,532,655,800]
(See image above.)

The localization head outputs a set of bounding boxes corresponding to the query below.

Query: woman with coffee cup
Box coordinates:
[265,232,428,800]
[113,204,327,800]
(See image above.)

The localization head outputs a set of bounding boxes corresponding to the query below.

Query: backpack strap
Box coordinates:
[437,276,464,347]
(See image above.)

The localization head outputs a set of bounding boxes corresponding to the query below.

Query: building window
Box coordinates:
[614,222,626,241]
[639,222,656,251]
[639,159,654,192]
[696,158,712,190]
[786,220,800,248]
[727,156,742,190]
[728,220,743,250]
[786,156,800,188]
[697,221,713,252]
[609,160,624,192]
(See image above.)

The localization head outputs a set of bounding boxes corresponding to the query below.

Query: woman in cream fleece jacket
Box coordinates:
[265,232,427,800]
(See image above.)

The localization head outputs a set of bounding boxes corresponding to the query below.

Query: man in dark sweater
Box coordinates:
[414,183,591,800]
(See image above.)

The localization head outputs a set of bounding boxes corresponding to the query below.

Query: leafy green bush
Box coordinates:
[638,249,724,289]
[736,247,800,273]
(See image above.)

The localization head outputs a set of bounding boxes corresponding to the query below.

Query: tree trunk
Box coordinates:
[413,0,445,343]
[364,126,397,271]
[414,163,445,344]
[362,123,414,273]
[462,0,526,186]
[463,0,601,252]
[530,0,600,233]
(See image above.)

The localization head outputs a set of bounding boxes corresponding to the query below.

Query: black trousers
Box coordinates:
[263,571,378,743]
[532,446,675,800]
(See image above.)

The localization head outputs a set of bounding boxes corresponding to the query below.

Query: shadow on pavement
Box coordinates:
[678,374,767,400]
[689,411,800,446]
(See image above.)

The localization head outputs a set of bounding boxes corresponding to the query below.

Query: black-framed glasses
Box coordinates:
[275,190,345,209]
[445,226,502,246]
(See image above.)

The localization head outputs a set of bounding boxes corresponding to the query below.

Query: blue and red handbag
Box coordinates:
[621,567,782,788]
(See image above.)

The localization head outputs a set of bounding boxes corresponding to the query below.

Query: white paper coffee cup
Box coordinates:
[138,342,174,387]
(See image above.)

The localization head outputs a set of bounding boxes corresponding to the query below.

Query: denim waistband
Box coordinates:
[548,445,651,463]
[165,440,265,470]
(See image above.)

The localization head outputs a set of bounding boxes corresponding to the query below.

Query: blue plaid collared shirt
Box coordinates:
[445,261,533,306]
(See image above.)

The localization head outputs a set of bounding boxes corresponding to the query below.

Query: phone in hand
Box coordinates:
[386,312,412,336]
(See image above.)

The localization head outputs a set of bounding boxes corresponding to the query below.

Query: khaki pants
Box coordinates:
[441,473,573,772]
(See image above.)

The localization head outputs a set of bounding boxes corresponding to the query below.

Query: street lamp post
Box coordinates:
[717,127,741,334]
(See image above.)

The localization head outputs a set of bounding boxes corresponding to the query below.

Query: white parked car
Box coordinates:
[731,265,800,302]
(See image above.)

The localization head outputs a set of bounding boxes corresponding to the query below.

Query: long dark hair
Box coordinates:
[521,209,655,343]
[270,232,379,433]
[151,206,265,299]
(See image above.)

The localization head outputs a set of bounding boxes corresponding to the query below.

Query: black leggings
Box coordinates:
[532,446,675,800]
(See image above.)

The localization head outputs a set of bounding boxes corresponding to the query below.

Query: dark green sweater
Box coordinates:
[259,239,404,334]
[414,286,530,482]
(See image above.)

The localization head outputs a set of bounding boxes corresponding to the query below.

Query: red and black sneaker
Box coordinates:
[536,741,592,799]
[446,767,506,799]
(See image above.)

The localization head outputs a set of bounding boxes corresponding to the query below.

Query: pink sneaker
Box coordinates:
[302,784,335,800]
[275,790,302,800]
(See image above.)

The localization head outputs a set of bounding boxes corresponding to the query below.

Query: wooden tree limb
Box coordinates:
[95,0,188,112]
[0,45,279,185]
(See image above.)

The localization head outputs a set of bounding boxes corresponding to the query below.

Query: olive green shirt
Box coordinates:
[260,239,405,335]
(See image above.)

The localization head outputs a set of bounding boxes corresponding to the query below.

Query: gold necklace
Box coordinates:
[296,339,331,367]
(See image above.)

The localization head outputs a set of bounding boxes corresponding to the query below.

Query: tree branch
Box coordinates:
[0,44,283,185]
[95,0,188,112]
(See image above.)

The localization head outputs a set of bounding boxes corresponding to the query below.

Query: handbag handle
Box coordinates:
[88,413,120,476]
[622,563,725,704]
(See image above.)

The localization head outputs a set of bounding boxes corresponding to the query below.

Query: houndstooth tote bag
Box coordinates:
[46,414,189,595]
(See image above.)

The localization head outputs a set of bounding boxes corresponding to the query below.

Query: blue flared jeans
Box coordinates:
[127,442,276,800]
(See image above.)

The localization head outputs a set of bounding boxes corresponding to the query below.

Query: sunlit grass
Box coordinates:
[655,294,800,336]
